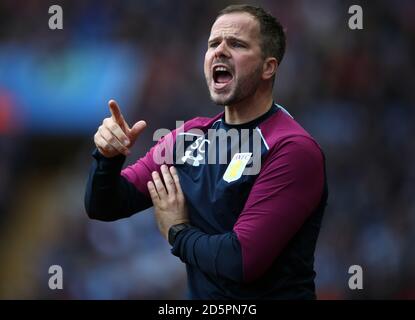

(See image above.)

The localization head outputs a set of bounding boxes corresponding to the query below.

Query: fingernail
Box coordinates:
[124,139,130,146]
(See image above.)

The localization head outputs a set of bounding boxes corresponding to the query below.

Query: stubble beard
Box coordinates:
[207,64,263,107]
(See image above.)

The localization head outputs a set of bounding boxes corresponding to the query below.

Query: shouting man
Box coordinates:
[85,5,328,299]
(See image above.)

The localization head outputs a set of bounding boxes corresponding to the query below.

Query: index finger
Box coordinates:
[108,99,128,129]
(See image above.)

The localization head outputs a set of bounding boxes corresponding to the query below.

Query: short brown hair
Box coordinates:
[216,4,286,65]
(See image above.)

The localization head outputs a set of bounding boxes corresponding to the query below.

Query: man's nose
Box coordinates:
[214,41,231,59]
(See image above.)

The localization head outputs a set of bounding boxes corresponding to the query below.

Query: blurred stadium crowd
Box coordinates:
[0,0,414,299]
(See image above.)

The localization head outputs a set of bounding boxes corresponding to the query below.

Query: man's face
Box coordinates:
[204,12,264,106]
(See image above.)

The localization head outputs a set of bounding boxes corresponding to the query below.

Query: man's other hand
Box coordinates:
[147,165,189,240]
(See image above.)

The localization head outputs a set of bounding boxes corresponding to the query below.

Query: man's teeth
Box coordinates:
[215,66,228,72]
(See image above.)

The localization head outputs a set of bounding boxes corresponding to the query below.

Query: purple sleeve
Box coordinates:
[233,136,325,282]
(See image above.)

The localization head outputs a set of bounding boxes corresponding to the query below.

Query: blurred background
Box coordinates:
[0,0,414,299]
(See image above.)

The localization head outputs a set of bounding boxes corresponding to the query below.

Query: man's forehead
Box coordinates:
[209,13,259,39]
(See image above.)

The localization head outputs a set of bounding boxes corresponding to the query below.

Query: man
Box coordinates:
[85,5,328,299]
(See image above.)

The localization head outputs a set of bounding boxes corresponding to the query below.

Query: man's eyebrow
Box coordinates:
[208,36,248,43]
[208,36,221,43]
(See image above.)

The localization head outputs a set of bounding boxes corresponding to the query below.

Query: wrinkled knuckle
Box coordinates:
[110,123,118,132]
[103,144,111,152]
[120,134,128,142]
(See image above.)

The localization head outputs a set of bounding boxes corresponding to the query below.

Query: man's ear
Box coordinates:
[262,57,278,80]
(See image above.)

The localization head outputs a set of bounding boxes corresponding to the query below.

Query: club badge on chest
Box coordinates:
[223,152,252,183]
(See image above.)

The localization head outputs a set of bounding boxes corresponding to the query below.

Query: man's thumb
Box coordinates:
[129,120,147,140]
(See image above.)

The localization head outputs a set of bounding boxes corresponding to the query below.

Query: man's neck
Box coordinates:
[224,91,273,125]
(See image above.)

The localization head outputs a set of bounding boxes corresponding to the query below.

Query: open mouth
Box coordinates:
[212,65,233,90]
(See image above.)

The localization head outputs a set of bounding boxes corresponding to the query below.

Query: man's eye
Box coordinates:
[209,42,218,48]
[231,42,245,48]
